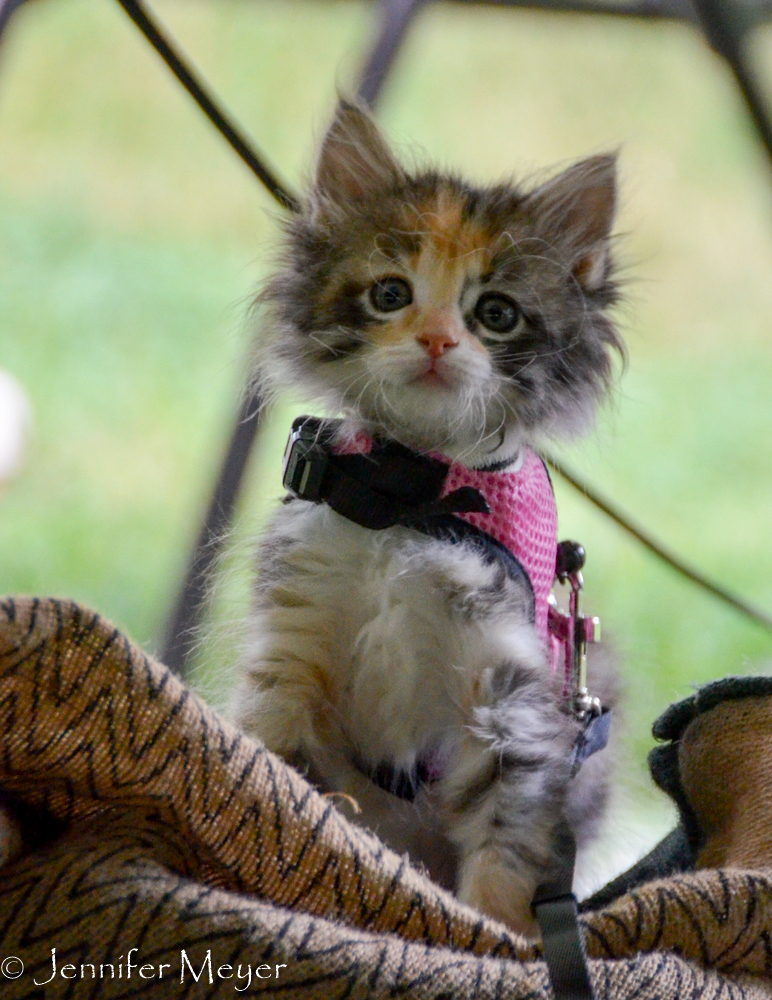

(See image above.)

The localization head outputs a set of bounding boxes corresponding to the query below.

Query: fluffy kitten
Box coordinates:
[231,100,622,935]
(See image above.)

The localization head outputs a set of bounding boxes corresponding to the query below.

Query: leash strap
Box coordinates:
[533,706,613,999]
[533,822,595,1000]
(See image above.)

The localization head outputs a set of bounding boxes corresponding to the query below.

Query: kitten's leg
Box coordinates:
[232,624,458,889]
[234,669,457,887]
[234,508,463,886]
[305,745,458,889]
[442,659,577,937]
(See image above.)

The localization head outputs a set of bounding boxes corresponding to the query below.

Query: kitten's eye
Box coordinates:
[474,292,523,338]
[369,277,413,313]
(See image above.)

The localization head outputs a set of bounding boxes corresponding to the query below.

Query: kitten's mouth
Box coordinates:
[410,359,453,388]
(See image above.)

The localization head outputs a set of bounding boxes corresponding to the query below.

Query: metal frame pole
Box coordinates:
[0,0,25,47]
[357,0,428,105]
[690,0,772,166]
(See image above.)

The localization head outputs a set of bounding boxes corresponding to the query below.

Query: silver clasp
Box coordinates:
[551,541,602,722]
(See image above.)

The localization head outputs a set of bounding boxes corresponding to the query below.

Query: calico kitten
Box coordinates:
[231,99,622,935]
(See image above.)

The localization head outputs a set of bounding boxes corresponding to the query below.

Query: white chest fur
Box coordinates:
[236,499,543,773]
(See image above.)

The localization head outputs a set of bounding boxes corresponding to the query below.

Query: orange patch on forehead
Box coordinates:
[416,188,494,263]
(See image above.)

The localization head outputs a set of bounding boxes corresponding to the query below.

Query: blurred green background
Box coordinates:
[1,0,772,877]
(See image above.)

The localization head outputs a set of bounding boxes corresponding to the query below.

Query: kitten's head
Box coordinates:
[257,99,623,459]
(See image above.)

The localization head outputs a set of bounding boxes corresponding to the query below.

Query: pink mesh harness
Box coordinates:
[335,429,557,649]
[440,449,557,645]
[285,416,609,800]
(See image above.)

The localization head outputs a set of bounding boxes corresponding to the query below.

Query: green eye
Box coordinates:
[475,292,522,338]
[370,277,413,313]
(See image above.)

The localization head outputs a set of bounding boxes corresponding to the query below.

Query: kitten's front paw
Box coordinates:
[457,846,540,939]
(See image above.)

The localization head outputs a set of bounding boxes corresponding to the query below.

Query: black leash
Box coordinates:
[533,822,595,1000]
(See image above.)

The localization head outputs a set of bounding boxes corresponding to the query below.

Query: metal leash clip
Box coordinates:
[549,540,602,722]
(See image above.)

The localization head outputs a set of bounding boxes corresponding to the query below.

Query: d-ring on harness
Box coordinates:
[283,415,608,998]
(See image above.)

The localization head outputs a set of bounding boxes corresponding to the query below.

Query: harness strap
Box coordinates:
[283,415,537,618]
[283,416,490,526]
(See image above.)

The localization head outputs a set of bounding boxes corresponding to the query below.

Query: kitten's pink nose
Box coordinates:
[416,315,460,359]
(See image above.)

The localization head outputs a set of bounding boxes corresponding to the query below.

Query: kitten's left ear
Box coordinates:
[529,154,617,291]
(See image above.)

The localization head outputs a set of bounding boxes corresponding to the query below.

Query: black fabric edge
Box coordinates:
[582,673,772,912]
[578,825,693,913]
[652,673,772,742]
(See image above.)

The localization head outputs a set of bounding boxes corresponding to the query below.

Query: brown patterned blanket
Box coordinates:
[0,596,770,997]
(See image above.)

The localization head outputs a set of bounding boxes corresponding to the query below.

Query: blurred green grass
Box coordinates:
[1,0,771,816]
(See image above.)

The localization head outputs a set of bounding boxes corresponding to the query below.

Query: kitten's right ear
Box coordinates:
[311,99,403,215]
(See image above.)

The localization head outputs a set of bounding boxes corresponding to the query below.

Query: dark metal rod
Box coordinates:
[454,0,697,20]
[545,452,772,635]
[690,0,772,167]
[0,0,25,46]
[357,0,428,106]
[113,0,300,212]
[159,387,263,674]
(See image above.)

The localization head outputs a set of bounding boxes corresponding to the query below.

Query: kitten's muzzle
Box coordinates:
[416,309,460,360]
[417,329,459,359]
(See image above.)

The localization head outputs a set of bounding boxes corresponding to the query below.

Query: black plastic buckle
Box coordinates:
[282,418,329,503]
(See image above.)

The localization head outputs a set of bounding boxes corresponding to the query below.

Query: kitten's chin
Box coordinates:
[353,378,505,456]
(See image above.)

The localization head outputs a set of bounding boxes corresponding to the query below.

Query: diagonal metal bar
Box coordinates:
[545,452,772,635]
[159,386,263,675]
[689,0,772,168]
[114,0,299,211]
[457,0,699,21]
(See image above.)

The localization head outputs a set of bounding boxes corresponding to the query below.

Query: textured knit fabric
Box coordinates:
[334,427,557,644]
[440,447,557,642]
[1,597,772,998]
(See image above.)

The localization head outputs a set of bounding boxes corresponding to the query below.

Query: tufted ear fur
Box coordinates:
[528,154,617,291]
[312,99,403,212]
